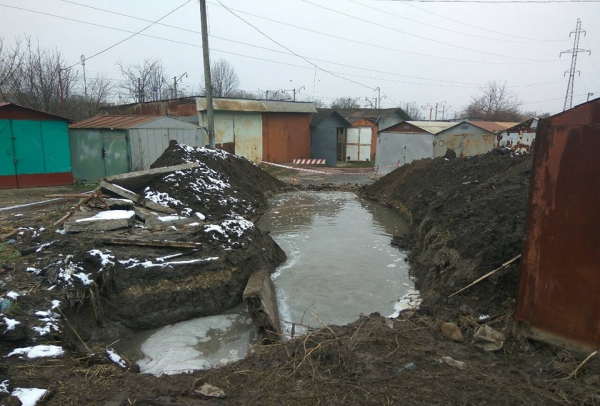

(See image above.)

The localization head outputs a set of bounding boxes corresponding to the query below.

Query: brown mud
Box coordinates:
[1,148,599,405]
[364,149,533,317]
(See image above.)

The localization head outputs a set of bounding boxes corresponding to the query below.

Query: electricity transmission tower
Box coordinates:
[560,18,591,111]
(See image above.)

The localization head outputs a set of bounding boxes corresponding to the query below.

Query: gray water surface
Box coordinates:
[119,191,416,375]
[258,191,415,336]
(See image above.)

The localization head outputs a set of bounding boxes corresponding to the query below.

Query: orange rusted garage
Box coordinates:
[262,112,312,163]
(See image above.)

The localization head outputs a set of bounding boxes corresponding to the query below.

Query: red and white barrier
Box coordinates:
[292,159,326,165]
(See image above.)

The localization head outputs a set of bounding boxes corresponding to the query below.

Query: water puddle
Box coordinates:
[119,191,416,375]
[259,191,416,336]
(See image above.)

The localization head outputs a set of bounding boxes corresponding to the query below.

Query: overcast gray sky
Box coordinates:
[2,0,600,116]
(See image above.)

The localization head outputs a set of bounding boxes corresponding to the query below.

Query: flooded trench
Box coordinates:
[119,191,416,375]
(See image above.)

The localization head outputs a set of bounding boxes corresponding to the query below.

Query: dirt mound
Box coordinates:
[364,150,533,315]
[146,143,286,221]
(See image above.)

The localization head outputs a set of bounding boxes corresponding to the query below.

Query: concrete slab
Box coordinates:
[104,163,199,191]
[99,181,175,214]
[64,210,135,233]
[243,268,281,343]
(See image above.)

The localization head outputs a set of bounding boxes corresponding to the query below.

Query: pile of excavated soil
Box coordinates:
[363,149,533,316]
[146,143,286,221]
[0,144,289,402]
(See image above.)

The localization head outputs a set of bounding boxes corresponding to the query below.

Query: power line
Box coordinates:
[349,0,563,43]
[55,0,562,65]
[0,3,566,89]
[215,0,374,90]
[397,1,569,41]
[63,0,191,70]
[301,0,556,61]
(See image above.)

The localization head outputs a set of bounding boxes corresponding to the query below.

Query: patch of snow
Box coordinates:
[478,314,490,322]
[389,290,422,318]
[181,207,192,216]
[106,348,127,368]
[195,212,206,220]
[88,249,115,271]
[26,267,41,275]
[122,257,218,269]
[55,228,67,235]
[51,300,61,309]
[76,210,135,222]
[6,291,20,300]
[0,379,8,393]
[35,241,55,253]
[13,213,23,217]
[73,272,93,285]
[188,222,200,227]
[144,189,183,207]
[11,387,48,406]
[155,253,183,262]
[3,317,20,331]
[169,225,178,231]
[8,345,64,359]
[157,215,186,222]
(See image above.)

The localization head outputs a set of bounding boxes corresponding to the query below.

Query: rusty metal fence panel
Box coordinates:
[515,100,600,349]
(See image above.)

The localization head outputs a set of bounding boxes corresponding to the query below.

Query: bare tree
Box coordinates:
[404,102,425,120]
[209,59,239,98]
[330,96,360,109]
[462,81,522,121]
[68,74,113,120]
[303,96,326,108]
[0,38,22,100]
[2,37,78,116]
[118,59,170,103]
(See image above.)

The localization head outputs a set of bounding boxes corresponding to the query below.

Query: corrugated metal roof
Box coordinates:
[69,115,163,129]
[468,121,519,133]
[406,121,457,134]
[196,98,317,114]
[311,110,352,127]
[320,108,411,124]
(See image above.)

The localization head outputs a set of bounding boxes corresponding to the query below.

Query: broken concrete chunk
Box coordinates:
[104,198,134,208]
[64,210,134,233]
[243,268,281,343]
[473,324,506,351]
[441,322,464,342]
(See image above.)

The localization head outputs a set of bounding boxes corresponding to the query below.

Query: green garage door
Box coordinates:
[12,120,45,175]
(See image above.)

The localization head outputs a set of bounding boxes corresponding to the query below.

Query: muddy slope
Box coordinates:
[364,150,533,314]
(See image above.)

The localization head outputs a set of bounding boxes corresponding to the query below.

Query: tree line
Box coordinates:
[0,37,548,122]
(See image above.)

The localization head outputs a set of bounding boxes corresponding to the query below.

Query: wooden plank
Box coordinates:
[99,181,175,214]
[102,238,201,249]
[53,187,102,227]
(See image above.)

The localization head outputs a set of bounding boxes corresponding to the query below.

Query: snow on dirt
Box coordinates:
[7,345,64,358]
[3,317,20,331]
[106,348,127,368]
[11,387,48,406]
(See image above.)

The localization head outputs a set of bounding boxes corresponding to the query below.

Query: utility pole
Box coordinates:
[200,0,215,149]
[588,92,595,102]
[560,18,590,111]
[292,86,305,102]
[172,72,187,99]
[58,66,66,117]
[80,55,87,98]
[375,87,381,112]
[434,103,438,120]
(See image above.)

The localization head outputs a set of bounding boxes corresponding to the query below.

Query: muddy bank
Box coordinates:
[363,149,533,316]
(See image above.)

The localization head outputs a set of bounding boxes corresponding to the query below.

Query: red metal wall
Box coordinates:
[262,113,311,163]
[0,104,66,121]
[515,99,600,349]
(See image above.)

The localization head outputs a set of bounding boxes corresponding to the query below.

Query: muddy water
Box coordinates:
[259,191,414,336]
[119,191,414,375]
